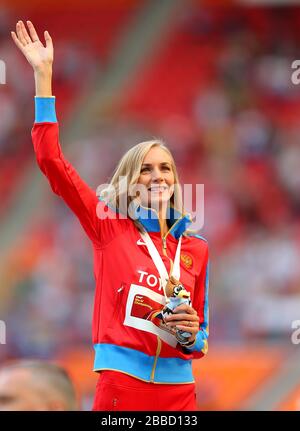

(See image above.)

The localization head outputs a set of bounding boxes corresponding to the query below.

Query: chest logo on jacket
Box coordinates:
[180,254,193,269]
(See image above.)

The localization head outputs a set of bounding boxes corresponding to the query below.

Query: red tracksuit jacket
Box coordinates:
[31,96,209,384]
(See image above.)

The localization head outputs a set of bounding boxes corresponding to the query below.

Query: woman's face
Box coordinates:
[136,146,175,209]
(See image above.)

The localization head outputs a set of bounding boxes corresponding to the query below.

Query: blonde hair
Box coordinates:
[99,139,185,232]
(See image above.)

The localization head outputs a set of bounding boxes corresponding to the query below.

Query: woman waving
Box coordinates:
[11,20,209,411]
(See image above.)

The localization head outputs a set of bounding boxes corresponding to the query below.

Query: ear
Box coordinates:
[165,279,174,297]
[169,275,179,285]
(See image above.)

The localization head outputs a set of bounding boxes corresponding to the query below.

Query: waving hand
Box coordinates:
[11,20,53,72]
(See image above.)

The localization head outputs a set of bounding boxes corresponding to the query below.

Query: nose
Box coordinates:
[151,167,164,182]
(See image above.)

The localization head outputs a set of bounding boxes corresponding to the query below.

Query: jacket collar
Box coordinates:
[134,204,192,239]
[98,196,192,239]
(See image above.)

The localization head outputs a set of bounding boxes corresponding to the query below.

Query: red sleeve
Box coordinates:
[31,122,101,245]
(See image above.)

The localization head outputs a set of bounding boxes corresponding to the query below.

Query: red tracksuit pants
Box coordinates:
[92,370,197,411]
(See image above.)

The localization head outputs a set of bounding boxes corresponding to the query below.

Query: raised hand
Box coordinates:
[11,20,53,72]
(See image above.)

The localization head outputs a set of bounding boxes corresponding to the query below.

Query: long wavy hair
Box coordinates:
[98,139,186,232]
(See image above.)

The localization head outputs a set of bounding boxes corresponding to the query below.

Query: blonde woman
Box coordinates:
[11,20,209,411]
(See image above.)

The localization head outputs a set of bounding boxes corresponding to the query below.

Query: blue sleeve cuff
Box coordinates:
[34,96,57,123]
[183,330,208,353]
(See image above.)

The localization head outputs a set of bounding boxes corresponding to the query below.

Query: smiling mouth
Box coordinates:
[148,186,168,192]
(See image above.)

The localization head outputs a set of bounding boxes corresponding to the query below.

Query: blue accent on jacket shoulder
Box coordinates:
[185,233,208,243]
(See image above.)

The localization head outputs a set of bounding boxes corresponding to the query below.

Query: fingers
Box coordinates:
[11,31,24,51]
[44,30,53,49]
[164,305,200,341]
[14,21,31,46]
[13,20,41,47]
[176,324,196,331]
[165,317,199,336]
[15,22,27,46]
[26,20,40,42]
[167,322,199,332]
[165,313,199,324]
[175,320,197,328]
[173,304,197,314]
[165,309,199,337]
[19,21,32,44]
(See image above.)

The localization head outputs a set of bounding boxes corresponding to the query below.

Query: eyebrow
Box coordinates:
[141,162,171,167]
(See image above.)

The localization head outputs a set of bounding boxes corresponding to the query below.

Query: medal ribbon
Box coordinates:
[140,231,182,301]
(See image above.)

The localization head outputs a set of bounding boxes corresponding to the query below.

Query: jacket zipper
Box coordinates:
[160,215,183,255]
[160,215,183,270]
[150,336,162,382]
[147,208,187,382]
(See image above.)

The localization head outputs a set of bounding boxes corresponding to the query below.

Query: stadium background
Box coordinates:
[1,0,300,410]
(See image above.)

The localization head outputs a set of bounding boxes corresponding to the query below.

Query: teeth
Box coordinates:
[148,186,168,191]
[148,186,167,190]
